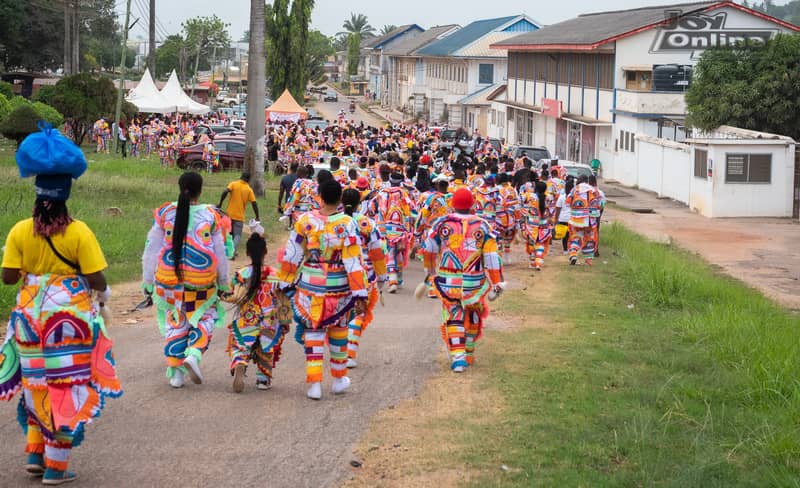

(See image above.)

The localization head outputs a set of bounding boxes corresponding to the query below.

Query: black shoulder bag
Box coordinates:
[44,236,82,275]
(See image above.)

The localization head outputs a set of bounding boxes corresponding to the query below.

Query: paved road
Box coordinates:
[0,262,441,487]
[314,90,386,128]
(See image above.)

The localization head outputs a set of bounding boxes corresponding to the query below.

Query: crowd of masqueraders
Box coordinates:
[0,116,605,484]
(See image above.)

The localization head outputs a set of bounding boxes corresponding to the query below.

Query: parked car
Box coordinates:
[230,119,246,130]
[193,124,244,142]
[323,91,338,102]
[558,160,594,179]
[218,93,246,107]
[177,138,248,172]
[215,90,229,102]
[307,108,322,120]
[305,119,329,131]
[487,138,502,153]
[512,145,552,163]
[440,129,474,155]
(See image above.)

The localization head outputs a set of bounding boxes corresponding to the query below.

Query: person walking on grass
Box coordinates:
[0,126,121,485]
[277,162,299,214]
[554,177,575,255]
[565,175,601,266]
[224,230,288,393]
[422,188,505,372]
[142,172,230,389]
[117,120,128,159]
[276,180,368,400]
[218,172,260,258]
[520,179,553,271]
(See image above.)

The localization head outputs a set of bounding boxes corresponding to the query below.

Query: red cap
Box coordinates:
[420,154,432,165]
[451,188,475,211]
[356,176,370,190]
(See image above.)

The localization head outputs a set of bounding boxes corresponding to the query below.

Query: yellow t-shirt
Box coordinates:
[226,179,256,222]
[2,218,108,276]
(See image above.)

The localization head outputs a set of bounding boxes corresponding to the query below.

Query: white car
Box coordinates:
[231,119,246,130]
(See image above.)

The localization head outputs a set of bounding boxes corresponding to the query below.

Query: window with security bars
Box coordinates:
[725,153,771,183]
[694,148,707,178]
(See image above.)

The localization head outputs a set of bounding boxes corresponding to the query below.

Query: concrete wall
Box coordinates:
[707,143,796,217]
[620,133,796,218]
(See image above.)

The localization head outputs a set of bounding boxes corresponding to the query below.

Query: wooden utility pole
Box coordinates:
[148,0,156,76]
[245,0,266,196]
[113,0,132,154]
[64,1,72,75]
[72,1,80,72]
[190,28,204,98]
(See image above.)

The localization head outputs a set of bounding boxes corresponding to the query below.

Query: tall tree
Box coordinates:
[347,33,360,77]
[265,0,291,99]
[686,34,800,141]
[182,15,231,92]
[245,0,266,196]
[380,25,398,36]
[306,30,334,84]
[156,35,185,78]
[339,13,375,38]
[287,0,315,101]
[0,1,62,71]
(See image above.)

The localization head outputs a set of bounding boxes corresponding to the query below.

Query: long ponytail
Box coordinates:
[534,180,547,215]
[239,233,267,306]
[173,172,203,281]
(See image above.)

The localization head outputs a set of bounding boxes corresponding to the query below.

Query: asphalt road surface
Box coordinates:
[0,262,441,487]
[315,89,385,128]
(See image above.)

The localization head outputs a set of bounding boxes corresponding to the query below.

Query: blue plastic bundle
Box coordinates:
[15,122,87,179]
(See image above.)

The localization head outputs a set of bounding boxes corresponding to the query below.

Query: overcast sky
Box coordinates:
[124,0,786,42]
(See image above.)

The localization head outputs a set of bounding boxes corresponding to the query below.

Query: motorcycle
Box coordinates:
[349,102,356,114]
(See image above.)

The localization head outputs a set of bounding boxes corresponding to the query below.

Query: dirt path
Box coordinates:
[0,261,442,487]
[602,182,800,309]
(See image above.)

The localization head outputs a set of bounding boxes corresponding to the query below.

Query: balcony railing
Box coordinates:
[615,89,687,115]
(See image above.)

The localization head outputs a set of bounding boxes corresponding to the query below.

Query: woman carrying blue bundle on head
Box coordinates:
[0,123,122,485]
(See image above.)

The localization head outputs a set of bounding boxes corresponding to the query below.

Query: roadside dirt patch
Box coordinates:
[342,351,505,488]
[343,252,566,487]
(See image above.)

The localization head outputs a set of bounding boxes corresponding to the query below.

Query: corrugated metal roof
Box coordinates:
[361,24,422,49]
[493,1,718,48]
[456,32,520,57]
[460,82,506,106]
[384,25,461,56]
[417,15,520,56]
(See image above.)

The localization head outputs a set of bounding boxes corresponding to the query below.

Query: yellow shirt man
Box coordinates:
[218,174,260,254]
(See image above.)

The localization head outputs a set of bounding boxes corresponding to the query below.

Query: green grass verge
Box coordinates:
[0,141,282,315]
[467,223,800,486]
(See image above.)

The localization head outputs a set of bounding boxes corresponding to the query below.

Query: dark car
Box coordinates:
[177,138,249,172]
[323,91,338,102]
[513,145,552,162]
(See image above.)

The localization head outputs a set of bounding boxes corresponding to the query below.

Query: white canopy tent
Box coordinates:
[160,70,210,115]
[125,68,175,114]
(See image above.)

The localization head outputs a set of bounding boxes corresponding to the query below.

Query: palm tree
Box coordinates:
[339,13,375,38]
[380,25,398,36]
[245,0,266,196]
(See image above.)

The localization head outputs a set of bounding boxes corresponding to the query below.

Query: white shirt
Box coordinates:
[555,192,571,223]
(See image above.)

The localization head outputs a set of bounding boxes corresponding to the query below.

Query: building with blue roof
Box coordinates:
[400,14,539,131]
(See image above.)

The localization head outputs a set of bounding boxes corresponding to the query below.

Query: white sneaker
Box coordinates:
[387,283,398,294]
[307,382,322,400]
[183,355,203,384]
[453,366,465,373]
[346,358,358,369]
[332,376,351,394]
[169,370,185,388]
[256,378,272,390]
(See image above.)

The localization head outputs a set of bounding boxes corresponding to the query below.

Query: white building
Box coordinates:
[383,25,461,116]
[411,15,540,129]
[489,1,800,168]
[360,25,424,103]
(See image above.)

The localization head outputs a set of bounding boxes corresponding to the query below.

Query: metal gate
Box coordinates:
[794,148,800,219]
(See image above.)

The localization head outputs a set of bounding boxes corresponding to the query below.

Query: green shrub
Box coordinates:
[0,81,13,99]
[0,104,41,145]
[32,101,64,127]
[0,93,11,122]
[8,96,30,112]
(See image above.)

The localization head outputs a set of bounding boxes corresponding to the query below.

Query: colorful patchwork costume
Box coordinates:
[226,265,287,385]
[142,203,230,381]
[423,212,504,370]
[347,213,388,364]
[519,188,553,270]
[565,182,601,264]
[367,185,414,290]
[277,211,367,386]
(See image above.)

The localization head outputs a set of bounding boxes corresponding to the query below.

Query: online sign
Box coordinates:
[650,11,778,53]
